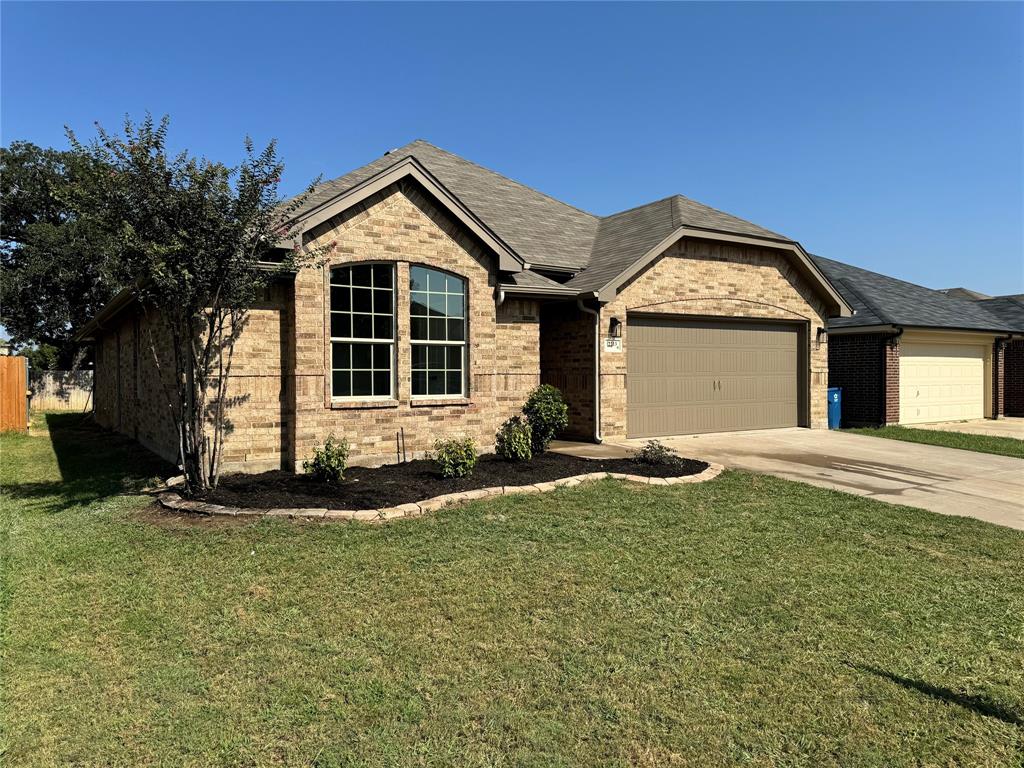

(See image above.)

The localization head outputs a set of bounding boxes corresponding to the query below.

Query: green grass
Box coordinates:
[844,424,1024,459]
[2,414,1023,767]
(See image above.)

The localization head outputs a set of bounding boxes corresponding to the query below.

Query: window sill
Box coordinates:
[409,397,472,408]
[329,399,399,410]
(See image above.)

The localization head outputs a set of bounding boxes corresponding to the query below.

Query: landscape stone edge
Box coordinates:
[155,464,725,523]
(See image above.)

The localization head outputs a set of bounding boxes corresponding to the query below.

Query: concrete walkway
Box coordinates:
[904,417,1024,440]
[605,428,1024,531]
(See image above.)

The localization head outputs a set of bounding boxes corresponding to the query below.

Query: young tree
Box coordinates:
[0,142,117,366]
[68,115,320,496]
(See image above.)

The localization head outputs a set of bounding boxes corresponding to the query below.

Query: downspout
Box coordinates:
[577,297,602,443]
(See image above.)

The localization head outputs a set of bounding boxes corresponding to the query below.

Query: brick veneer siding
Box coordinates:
[598,239,831,440]
[294,182,540,468]
[992,340,1006,418]
[540,302,595,439]
[883,337,900,424]
[826,333,896,427]
[1005,339,1024,417]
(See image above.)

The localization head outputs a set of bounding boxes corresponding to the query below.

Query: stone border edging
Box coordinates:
[155,463,725,523]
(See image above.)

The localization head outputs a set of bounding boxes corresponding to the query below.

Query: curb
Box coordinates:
[155,463,725,523]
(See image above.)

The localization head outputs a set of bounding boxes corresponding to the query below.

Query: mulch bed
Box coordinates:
[202,452,708,510]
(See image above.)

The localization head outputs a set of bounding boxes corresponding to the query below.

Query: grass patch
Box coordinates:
[2,414,1023,766]
[844,424,1024,459]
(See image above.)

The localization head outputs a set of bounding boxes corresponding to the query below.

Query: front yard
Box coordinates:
[843,425,1024,459]
[2,415,1023,767]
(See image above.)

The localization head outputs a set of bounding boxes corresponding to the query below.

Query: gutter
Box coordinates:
[576,296,602,444]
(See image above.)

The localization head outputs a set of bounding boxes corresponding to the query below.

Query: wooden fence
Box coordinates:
[29,369,94,412]
[0,356,29,431]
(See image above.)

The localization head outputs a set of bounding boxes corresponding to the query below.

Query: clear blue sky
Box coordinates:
[3,1,1022,295]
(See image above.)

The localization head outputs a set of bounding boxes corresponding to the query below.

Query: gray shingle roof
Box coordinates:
[498,269,575,294]
[976,296,1024,332]
[812,255,1016,333]
[290,141,795,291]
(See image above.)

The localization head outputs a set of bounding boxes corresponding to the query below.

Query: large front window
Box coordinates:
[330,264,394,398]
[410,266,466,396]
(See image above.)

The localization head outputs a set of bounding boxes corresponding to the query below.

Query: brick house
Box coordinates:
[815,256,1023,427]
[78,140,854,472]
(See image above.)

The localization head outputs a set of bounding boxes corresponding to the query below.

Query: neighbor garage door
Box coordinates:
[626,316,802,438]
[899,342,985,424]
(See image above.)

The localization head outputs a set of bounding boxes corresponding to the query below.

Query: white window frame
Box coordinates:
[410,266,467,399]
[329,263,396,401]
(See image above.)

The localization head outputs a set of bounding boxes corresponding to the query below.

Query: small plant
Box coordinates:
[522,384,569,453]
[432,437,478,478]
[633,439,683,468]
[495,416,533,462]
[302,434,350,484]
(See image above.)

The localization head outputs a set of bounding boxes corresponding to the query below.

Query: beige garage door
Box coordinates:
[899,343,985,424]
[626,316,802,438]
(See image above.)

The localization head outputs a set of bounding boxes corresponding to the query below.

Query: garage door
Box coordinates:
[626,316,802,438]
[899,342,985,424]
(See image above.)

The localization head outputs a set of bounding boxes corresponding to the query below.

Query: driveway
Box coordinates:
[616,428,1024,530]
[905,417,1024,440]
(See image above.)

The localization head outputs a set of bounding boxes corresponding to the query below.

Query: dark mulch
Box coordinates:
[202,451,708,510]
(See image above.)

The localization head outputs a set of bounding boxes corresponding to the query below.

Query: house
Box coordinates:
[814,257,1024,427]
[77,140,854,472]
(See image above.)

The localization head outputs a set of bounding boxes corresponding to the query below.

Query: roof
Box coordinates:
[940,287,991,300]
[285,141,853,310]
[976,296,1024,332]
[812,255,1018,333]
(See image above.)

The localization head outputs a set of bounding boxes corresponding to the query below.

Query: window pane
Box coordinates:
[446,372,462,395]
[373,316,392,340]
[352,288,372,313]
[372,264,392,289]
[412,370,426,395]
[428,345,445,367]
[352,343,372,369]
[330,266,350,286]
[446,346,462,368]
[411,317,428,340]
[331,285,351,311]
[445,274,463,293]
[410,266,428,292]
[373,371,390,396]
[353,314,373,338]
[330,313,350,339]
[373,289,391,313]
[429,318,446,340]
[427,293,446,317]
[447,319,464,341]
[447,293,464,318]
[352,371,372,396]
[410,293,429,317]
[372,343,390,369]
[411,345,426,369]
[332,343,350,369]
[332,370,350,397]
[427,371,444,395]
[352,265,372,287]
[427,270,446,292]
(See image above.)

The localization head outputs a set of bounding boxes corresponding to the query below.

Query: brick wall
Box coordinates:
[825,332,900,427]
[1005,339,1024,417]
[598,238,831,439]
[992,340,1005,418]
[883,338,900,424]
[540,302,595,439]
[293,182,540,468]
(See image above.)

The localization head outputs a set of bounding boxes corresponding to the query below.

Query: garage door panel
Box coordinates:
[899,342,985,424]
[627,316,801,437]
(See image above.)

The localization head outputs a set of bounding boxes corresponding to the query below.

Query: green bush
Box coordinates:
[633,439,683,468]
[432,437,478,478]
[302,434,349,484]
[495,416,533,462]
[522,384,569,452]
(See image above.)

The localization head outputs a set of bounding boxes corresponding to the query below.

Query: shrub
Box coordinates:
[302,434,349,484]
[522,384,569,453]
[495,416,533,462]
[432,437,478,478]
[633,439,683,468]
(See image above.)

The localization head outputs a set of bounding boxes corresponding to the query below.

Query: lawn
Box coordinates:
[2,415,1023,767]
[843,424,1024,459]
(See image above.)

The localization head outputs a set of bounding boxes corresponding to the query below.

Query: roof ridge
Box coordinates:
[599,194,677,221]
[812,254,962,299]
[405,139,600,220]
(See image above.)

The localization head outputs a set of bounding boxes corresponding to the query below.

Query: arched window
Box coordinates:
[330,263,395,398]
[410,266,466,397]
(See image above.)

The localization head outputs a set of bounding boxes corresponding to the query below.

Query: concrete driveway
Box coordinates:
[905,417,1024,440]
[616,429,1024,530]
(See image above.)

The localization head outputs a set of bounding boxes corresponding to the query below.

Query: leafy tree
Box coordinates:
[67,115,321,496]
[0,142,117,366]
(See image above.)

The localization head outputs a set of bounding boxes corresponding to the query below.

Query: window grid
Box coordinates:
[330,264,395,399]
[410,266,467,397]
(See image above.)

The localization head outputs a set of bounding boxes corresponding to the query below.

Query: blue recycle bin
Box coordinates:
[827,387,842,429]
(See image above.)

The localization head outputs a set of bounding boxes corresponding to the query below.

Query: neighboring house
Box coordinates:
[77,140,852,471]
[814,257,1024,427]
